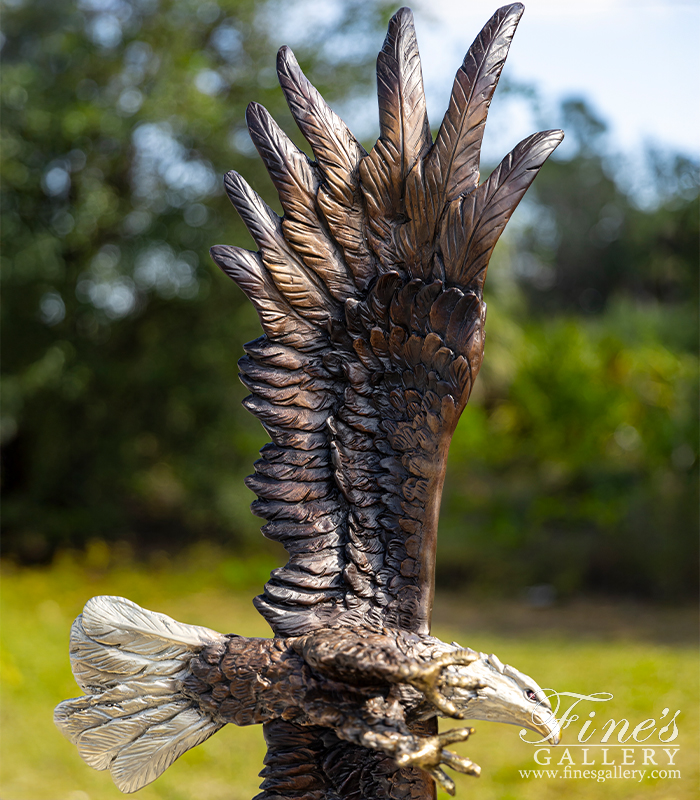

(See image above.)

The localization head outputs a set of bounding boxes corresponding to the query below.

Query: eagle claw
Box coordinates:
[396,649,483,718]
[395,727,480,795]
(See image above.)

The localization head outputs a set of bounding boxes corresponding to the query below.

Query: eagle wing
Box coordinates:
[211,4,563,639]
[255,719,435,800]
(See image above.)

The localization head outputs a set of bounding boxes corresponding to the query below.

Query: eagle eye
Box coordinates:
[526,689,538,702]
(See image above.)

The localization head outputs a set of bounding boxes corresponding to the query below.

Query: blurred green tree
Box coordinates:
[441,307,698,601]
[512,98,699,318]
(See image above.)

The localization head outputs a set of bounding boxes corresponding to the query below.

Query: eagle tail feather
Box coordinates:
[54,595,226,793]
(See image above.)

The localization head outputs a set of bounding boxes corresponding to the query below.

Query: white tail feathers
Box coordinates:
[54,595,227,793]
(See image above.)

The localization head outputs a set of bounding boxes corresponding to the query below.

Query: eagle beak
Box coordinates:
[529,707,561,745]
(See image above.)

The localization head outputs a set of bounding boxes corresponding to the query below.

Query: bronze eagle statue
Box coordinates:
[55,4,563,797]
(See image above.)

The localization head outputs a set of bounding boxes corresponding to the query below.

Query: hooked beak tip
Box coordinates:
[547,728,561,746]
[531,712,561,745]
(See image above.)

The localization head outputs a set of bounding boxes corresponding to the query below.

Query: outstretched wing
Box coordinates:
[255,719,435,800]
[211,4,563,639]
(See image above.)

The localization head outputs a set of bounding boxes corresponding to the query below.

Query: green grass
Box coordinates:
[1,546,697,799]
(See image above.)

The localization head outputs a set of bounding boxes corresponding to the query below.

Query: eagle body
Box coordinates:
[55,4,564,796]
[184,627,449,728]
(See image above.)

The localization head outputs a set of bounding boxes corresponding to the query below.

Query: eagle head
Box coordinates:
[432,648,561,745]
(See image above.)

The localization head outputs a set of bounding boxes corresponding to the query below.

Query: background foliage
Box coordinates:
[2,0,698,600]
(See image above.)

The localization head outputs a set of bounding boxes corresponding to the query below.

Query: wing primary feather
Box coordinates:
[245,101,317,220]
[425,3,524,219]
[210,245,327,350]
[376,6,431,179]
[223,171,339,322]
[276,46,377,289]
[360,7,431,271]
[440,129,564,290]
[276,45,366,203]
[245,102,358,302]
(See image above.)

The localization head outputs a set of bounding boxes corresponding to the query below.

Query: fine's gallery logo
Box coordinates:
[518,691,681,782]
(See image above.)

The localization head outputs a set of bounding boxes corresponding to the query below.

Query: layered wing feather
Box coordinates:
[397,3,524,273]
[255,719,435,800]
[223,171,338,324]
[440,129,565,290]
[427,3,524,203]
[277,46,376,290]
[360,7,431,272]
[212,4,562,639]
[246,102,358,303]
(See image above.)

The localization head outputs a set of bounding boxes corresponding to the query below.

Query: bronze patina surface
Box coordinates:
[55,5,563,797]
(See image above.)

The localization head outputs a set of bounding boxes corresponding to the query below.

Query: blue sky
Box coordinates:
[412,0,699,161]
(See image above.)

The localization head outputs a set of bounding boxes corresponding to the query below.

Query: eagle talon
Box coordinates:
[394,727,480,794]
[438,726,476,747]
[396,649,482,718]
[427,766,456,795]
